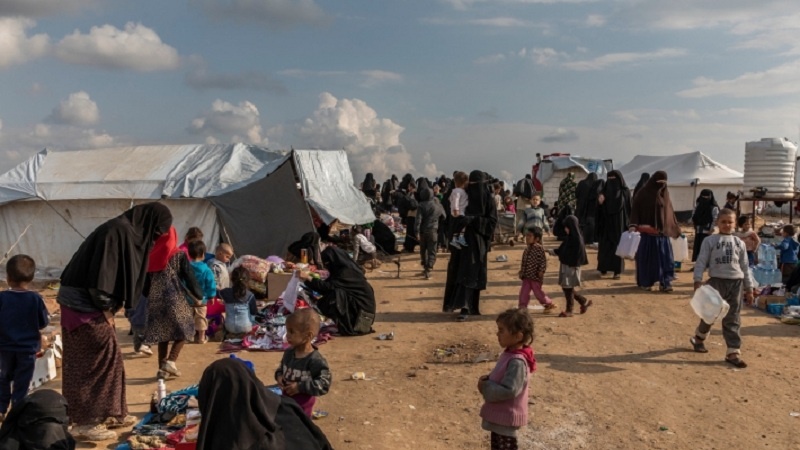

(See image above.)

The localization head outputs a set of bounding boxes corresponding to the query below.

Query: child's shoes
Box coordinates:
[456,235,468,247]
[449,238,462,249]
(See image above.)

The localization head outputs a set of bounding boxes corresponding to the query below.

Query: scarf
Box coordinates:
[557,215,587,266]
[692,189,718,227]
[507,346,537,373]
[602,170,628,213]
[60,202,172,309]
[557,173,577,212]
[633,172,650,200]
[465,170,488,215]
[362,173,377,192]
[629,171,680,238]
[148,226,181,272]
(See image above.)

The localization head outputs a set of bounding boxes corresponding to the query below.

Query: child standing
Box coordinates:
[522,194,550,235]
[0,255,50,421]
[449,171,469,248]
[734,215,760,266]
[550,215,592,317]
[274,308,332,417]
[518,227,557,313]
[478,308,536,450]
[188,241,216,344]
[775,224,799,283]
[221,267,258,335]
[690,208,753,368]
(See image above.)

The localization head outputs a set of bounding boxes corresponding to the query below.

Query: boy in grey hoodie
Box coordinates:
[416,187,446,279]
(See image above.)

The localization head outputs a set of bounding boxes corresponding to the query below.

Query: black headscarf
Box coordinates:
[602,170,628,213]
[362,173,377,194]
[0,389,75,450]
[60,202,172,309]
[198,358,284,450]
[306,247,376,335]
[398,173,414,191]
[465,170,488,215]
[692,189,718,227]
[390,174,399,190]
[633,172,650,200]
[557,215,587,267]
[630,171,680,238]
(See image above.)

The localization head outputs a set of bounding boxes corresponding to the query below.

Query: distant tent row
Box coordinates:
[0,144,375,277]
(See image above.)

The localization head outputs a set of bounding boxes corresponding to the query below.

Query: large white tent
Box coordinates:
[0,144,375,277]
[619,151,745,219]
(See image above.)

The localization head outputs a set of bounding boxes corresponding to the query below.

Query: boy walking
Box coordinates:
[690,208,753,368]
[416,186,446,279]
[0,255,50,420]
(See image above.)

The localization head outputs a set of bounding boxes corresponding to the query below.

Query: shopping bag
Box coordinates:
[671,235,689,262]
[615,231,641,260]
[281,273,301,313]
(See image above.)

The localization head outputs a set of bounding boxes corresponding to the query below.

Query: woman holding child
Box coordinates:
[629,171,680,292]
[442,170,498,321]
[57,202,172,441]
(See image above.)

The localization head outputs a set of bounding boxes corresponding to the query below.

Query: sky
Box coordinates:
[2,0,800,184]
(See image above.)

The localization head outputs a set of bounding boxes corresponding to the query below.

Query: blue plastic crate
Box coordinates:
[787,297,800,306]
[766,303,785,316]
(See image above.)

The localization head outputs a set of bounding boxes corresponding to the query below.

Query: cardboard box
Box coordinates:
[267,273,293,300]
[755,295,785,311]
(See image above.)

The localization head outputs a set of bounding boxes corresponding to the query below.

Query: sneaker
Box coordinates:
[139,345,153,356]
[449,238,462,249]
[456,235,468,247]
[73,424,117,441]
[104,415,137,429]
[543,303,558,314]
[157,369,168,380]
[161,360,181,377]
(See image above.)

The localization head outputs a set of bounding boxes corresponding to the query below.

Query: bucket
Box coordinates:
[690,285,730,325]
[766,303,785,316]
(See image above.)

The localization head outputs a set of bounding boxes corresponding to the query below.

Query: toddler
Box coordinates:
[518,227,556,313]
[550,215,592,317]
[0,255,50,421]
[207,243,233,293]
[522,194,550,235]
[775,224,799,283]
[274,308,332,417]
[221,267,258,335]
[691,208,753,368]
[188,240,216,344]
[734,216,759,266]
[478,308,536,450]
[449,171,470,249]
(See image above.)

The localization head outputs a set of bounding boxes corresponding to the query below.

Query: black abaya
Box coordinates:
[441,171,498,315]
[597,170,631,275]
[575,173,602,244]
[0,390,75,450]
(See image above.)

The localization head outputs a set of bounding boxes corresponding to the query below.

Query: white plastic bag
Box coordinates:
[671,236,689,262]
[690,285,730,325]
[281,273,301,313]
[615,231,641,260]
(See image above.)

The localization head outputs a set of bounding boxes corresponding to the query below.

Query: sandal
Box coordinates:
[543,303,558,314]
[725,355,747,368]
[558,311,573,318]
[690,336,708,353]
[580,300,593,314]
[456,314,468,322]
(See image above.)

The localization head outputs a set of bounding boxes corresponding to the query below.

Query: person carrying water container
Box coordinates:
[690,208,753,368]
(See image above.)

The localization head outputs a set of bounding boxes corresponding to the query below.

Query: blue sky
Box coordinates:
[2,0,800,183]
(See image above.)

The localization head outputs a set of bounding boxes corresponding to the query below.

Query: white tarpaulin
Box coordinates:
[294,150,375,225]
[537,156,612,183]
[619,151,745,215]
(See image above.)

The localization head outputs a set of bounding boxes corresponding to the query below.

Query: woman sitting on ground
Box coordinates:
[0,390,75,450]
[298,247,376,336]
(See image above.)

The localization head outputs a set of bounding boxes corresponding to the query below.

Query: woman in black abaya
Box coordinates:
[197,358,332,450]
[361,173,378,201]
[596,170,631,279]
[0,390,75,450]
[632,172,650,200]
[300,247,376,336]
[442,170,498,321]
[575,172,603,244]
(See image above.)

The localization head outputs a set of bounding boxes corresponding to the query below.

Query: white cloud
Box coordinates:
[47,91,99,126]
[531,47,566,66]
[280,92,430,180]
[278,68,403,88]
[359,70,403,88]
[0,18,50,69]
[474,47,568,66]
[585,14,606,27]
[0,0,98,18]
[189,99,266,144]
[441,0,595,10]
[562,48,687,71]
[540,127,579,143]
[55,22,180,71]
[474,53,507,65]
[0,122,116,172]
[677,60,800,98]
[191,0,331,28]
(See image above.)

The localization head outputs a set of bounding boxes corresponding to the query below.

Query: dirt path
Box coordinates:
[42,234,800,449]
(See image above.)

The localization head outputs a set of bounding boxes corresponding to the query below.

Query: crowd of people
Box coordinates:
[0,164,774,450]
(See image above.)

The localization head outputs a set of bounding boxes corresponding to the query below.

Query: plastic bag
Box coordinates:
[690,285,730,325]
[615,231,641,260]
[281,273,301,313]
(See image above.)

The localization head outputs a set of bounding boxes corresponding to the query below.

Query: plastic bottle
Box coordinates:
[157,379,167,401]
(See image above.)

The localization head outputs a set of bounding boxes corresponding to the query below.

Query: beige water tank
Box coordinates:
[743,137,797,199]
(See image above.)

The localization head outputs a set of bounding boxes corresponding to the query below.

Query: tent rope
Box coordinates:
[0,224,32,266]
[40,198,86,240]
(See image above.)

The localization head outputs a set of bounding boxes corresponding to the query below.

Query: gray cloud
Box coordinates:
[185,66,287,93]
[190,0,332,28]
[0,0,97,18]
[540,128,579,143]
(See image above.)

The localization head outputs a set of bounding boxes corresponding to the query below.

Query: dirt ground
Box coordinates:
[38,233,800,450]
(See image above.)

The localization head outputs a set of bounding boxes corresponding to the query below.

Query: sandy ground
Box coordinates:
[37,233,800,450]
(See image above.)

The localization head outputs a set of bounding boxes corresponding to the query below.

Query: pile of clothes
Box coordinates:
[116,385,201,450]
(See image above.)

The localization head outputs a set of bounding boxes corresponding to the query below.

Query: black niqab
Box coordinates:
[692,189,718,227]
[0,389,75,450]
[557,216,587,267]
[362,173,377,192]
[633,173,650,199]
[602,170,628,213]
[60,202,172,309]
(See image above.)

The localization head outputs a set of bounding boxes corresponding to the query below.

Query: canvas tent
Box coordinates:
[618,151,746,220]
[534,155,613,204]
[0,144,375,277]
